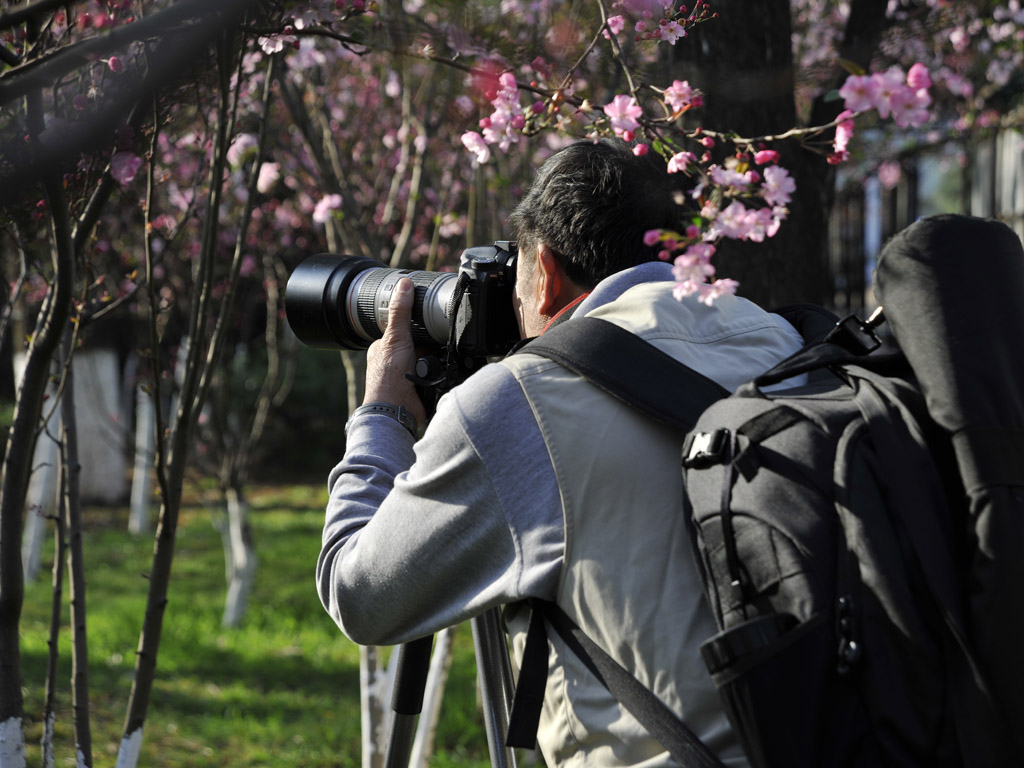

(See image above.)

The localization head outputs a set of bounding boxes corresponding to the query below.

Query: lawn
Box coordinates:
[19,484,496,767]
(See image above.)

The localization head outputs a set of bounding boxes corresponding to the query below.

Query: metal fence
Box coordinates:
[828,129,1024,315]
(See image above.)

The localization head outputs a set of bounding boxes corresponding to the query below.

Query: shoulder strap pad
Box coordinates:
[517,316,728,433]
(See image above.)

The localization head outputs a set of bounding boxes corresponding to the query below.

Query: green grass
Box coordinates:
[20,484,495,767]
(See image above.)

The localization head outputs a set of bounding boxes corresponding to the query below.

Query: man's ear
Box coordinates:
[536,244,568,316]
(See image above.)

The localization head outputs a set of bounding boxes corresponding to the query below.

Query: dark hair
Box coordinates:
[508,139,685,289]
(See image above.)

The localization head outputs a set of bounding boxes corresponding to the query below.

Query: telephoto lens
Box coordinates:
[284,255,459,350]
[284,242,518,356]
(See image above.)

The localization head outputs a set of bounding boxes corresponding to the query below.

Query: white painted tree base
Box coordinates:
[114,727,143,768]
[0,716,26,768]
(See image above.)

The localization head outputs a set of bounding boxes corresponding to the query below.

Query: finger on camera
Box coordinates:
[385,278,415,332]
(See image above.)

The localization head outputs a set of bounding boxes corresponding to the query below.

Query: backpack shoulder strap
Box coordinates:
[507,600,727,768]
[517,316,729,432]
[506,317,728,763]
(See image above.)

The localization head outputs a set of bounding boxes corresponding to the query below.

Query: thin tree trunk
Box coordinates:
[360,645,401,768]
[0,171,75,764]
[19,356,60,583]
[410,626,455,768]
[220,486,257,628]
[208,58,280,630]
[41,465,66,768]
[117,29,279,763]
[117,33,237,766]
[129,383,156,535]
[60,326,92,768]
[342,351,366,415]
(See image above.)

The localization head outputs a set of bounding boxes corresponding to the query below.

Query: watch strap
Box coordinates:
[347,401,418,437]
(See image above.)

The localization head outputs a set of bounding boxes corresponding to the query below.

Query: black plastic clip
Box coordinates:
[824,306,885,356]
[683,429,730,468]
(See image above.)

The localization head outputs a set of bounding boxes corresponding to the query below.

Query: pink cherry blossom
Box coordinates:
[743,207,781,242]
[605,15,626,36]
[891,86,931,128]
[633,143,649,156]
[227,133,258,167]
[667,151,697,173]
[256,162,280,194]
[761,165,796,207]
[672,242,717,292]
[906,62,931,90]
[603,94,642,137]
[709,201,754,240]
[838,74,878,113]
[877,160,902,189]
[240,255,258,277]
[110,152,143,185]
[660,20,686,44]
[663,80,695,112]
[696,279,740,305]
[871,67,907,120]
[753,149,779,165]
[258,34,297,54]
[313,193,344,223]
[461,131,491,164]
[710,164,751,191]
[832,109,855,162]
[107,56,123,73]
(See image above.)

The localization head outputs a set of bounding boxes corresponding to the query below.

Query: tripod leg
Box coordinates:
[472,608,518,768]
[383,634,434,768]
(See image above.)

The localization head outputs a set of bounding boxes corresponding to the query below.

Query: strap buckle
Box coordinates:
[683,429,730,468]
[824,307,885,356]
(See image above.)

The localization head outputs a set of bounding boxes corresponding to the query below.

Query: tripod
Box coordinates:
[383,607,519,768]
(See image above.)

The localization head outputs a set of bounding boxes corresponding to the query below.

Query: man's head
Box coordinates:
[508,139,684,337]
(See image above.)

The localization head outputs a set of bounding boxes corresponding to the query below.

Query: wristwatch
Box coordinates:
[347,401,419,438]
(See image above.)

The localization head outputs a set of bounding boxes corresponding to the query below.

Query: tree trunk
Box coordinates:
[360,645,394,768]
[220,486,258,628]
[118,32,245,764]
[410,626,455,768]
[60,327,93,768]
[342,351,366,416]
[669,0,831,307]
[71,349,127,504]
[16,354,60,584]
[41,466,66,768]
[0,172,75,763]
[129,383,156,535]
[668,0,890,309]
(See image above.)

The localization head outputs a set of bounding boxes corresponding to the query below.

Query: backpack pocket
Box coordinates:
[702,610,881,768]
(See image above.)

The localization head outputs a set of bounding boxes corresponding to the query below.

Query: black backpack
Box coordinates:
[507,214,1024,767]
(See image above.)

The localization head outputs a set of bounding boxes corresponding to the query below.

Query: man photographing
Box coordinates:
[316,139,804,766]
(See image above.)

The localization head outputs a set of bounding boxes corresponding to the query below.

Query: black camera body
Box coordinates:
[285,242,519,397]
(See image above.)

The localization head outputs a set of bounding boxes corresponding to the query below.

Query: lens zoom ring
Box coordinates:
[355,271,387,340]
[355,269,446,344]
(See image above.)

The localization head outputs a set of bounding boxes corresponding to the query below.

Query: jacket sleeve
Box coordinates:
[316,362,563,646]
